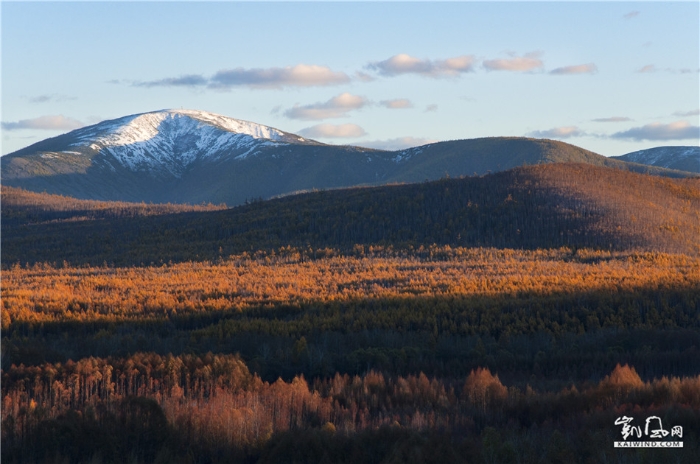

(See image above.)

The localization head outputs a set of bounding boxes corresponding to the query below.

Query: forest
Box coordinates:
[2,163,700,463]
[3,163,699,267]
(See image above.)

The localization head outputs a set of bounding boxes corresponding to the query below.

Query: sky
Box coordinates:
[1,1,699,156]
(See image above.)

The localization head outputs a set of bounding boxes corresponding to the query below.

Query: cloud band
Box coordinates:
[1,115,84,131]
[134,64,351,90]
[612,121,700,141]
[298,123,367,139]
[284,93,368,120]
[367,54,475,78]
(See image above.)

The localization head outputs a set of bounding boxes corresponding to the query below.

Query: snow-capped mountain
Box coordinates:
[34,109,314,178]
[612,146,700,174]
[3,110,695,205]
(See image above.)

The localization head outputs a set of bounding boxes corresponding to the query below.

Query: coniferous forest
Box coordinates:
[2,163,700,463]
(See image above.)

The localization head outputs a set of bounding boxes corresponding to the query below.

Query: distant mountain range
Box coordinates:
[612,146,699,174]
[1,109,696,205]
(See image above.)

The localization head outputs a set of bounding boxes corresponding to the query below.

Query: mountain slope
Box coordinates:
[4,163,698,266]
[377,137,691,183]
[612,146,700,174]
[2,109,695,205]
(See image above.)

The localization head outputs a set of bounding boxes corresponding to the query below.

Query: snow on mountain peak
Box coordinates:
[69,109,303,177]
[618,146,700,173]
[624,146,699,163]
[82,109,292,145]
[166,109,290,140]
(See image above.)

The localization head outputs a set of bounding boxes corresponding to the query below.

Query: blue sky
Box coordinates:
[2,1,698,156]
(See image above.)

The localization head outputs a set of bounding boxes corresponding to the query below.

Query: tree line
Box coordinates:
[3,355,699,463]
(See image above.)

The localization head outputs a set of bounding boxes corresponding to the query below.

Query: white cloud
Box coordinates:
[25,94,77,103]
[355,71,376,82]
[673,109,700,117]
[358,136,438,151]
[528,126,584,139]
[380,99,413,109]
[483,52,544,72]
[1,115,84,131]
[210,64,350,89]
[611,121,700,141]
[28,95,53,103]
[284,93,368,120]
[591,117,631,123]
[137,65,351,90]
[637,64,656,73]
[549,63,598,75]
[298,123,367,139]
[366,53,475,78]
[629,66,699,75]
[135,74,208,88]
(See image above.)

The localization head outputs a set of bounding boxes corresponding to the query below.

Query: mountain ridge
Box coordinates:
[612,146,699,173]
[2,109,696,205]
[4,109,317,179]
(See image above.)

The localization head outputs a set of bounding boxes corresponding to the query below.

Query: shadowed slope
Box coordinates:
[3,163,698,266]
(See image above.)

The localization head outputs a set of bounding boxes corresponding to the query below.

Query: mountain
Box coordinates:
[1,109,323,203]
[612,146,700,174]
[2,109,695,205]
[4,163,699,266]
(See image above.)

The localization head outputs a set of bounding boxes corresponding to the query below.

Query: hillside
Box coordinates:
[376,137,693,183]
[0,186,227,224]
[3,163,698,267]
[2,109,694,206]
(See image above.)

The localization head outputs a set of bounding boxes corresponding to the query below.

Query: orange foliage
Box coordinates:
[1,185,226,219]
[2,247,699,328]
[599,363,645,403]
[3,357,699,452]
[602,364,644,390]
[463,367,507,412]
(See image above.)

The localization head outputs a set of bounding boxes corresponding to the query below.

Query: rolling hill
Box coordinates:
[3,163,698,267]
[2,109,694,206]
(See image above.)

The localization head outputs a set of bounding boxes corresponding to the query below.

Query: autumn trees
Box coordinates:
[2,164,700,462]
[3,357,700,463]
[3,247,698,329]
